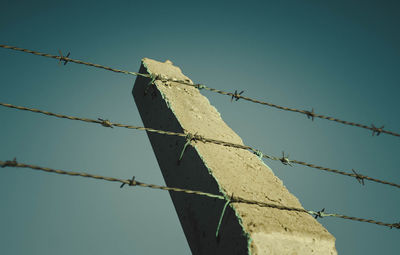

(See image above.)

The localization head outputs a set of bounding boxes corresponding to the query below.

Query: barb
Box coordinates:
[1,159,398,230]
[313,208,326,219]
[352,169,365,185]
[1,44,399,138]
[0,44,148,78]
[280,151,292,166]
[120,176,137,188]
[307,209,337,218]
[230,90,244,102]
[58,50,70,66]
[371,124,384,136]
[1,157,18,168]
[305,108,315,121]
[98,118,113,128]
[1,101,399,189]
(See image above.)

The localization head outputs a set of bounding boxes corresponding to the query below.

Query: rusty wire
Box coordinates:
[0,159,223,200]
[1,159,399,229]
[177,81,400,138]
[0,44,149,78]
[1,44,399,138]
[0,102,186,137]
[288,159,400,188]
[1,102,399,189]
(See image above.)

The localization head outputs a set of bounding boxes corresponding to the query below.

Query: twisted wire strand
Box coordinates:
[0,102,186,137]
[0,160,223,200]
[166,81,400,138]
[0,44,149,78]
[290,159,400,188]
[331,214,399,229]
[1,159,398,229]
[1,102,399,189]
[1,44,399,138]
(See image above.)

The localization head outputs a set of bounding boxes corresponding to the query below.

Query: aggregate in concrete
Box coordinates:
[133,58,337,255]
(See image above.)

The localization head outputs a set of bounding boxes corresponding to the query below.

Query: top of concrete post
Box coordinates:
[133,58,337,254]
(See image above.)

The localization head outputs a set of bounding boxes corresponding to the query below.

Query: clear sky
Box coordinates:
[1,0,399,254]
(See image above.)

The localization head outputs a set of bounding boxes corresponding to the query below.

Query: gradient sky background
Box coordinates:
[1,0,399,254]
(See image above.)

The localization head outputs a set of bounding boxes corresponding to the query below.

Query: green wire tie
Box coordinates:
[254,150,263,160]
[144,73,158,95]
[195,84,206,90]
[179,134,194,162]
[216,198,231,239]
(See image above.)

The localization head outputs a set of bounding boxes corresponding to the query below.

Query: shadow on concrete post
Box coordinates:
[132,58,337,255]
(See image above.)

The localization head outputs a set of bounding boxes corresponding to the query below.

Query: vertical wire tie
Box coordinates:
[144,73,159,95]
[216,196,231,239]
[178,133,194,163]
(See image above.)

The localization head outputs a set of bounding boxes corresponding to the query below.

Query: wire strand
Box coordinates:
[160,80,399,138]
[0,44,149,78]
[1,102,399,189]
[1,159,398,229]
[0,102,186,137]
[1,44,399,138]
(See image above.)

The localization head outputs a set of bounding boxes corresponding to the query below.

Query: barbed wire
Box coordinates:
[0,102,186,137]
[179,81,400,138]
[0,44,150,78]
[0,158,223,200]
[1,44,399,138]
[1,102,399,189]
[1,159,398,229]
[288,159,400,187]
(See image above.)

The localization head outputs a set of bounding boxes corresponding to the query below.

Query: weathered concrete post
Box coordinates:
[132,58,337,254]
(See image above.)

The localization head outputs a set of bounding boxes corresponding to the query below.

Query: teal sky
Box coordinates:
[1,0,399,254]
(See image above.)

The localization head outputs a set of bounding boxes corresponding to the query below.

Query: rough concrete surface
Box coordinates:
[132,58,337,255]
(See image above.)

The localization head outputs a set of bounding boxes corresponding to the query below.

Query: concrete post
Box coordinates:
[132,58,337,255]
